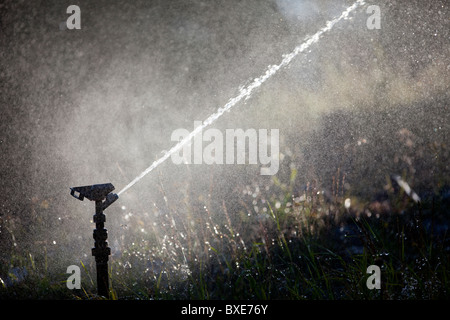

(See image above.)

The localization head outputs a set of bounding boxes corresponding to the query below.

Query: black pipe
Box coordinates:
[92,200,111,298]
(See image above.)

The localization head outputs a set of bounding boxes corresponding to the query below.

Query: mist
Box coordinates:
[0,0,449,298]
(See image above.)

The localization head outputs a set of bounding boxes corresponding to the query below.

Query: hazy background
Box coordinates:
[1,0,448,273]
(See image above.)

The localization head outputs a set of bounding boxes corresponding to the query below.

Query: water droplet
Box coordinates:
[344,198,351,209]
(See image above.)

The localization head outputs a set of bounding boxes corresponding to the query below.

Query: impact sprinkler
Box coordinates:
[70,183,119,298]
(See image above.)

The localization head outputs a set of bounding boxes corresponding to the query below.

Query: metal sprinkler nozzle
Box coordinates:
[70,183,119,298]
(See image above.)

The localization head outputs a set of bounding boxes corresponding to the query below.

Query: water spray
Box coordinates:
[67,0,365,298]
[70,183,119,297]
[117,0,366,197]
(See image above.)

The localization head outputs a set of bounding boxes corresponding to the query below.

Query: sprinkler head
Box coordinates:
[70,183,119,209]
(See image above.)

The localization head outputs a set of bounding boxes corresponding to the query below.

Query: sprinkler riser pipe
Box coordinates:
[92,200,111,298]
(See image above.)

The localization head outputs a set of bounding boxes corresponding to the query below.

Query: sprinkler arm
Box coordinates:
[102,192,119,210]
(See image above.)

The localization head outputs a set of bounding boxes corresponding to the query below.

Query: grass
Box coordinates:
[1,115,450,300]
[4,166,448,300]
